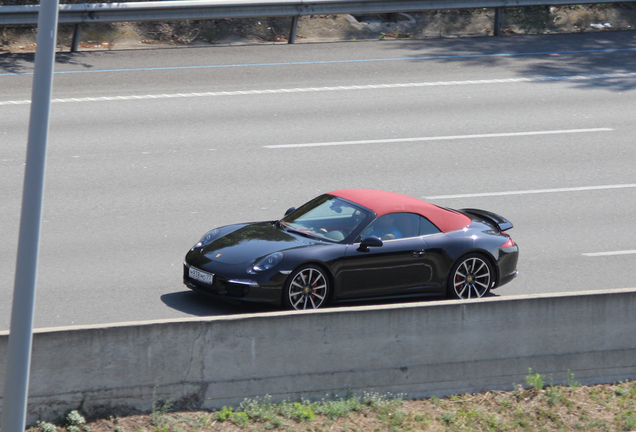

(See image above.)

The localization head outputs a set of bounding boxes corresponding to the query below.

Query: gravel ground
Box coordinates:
[33,379,636,432]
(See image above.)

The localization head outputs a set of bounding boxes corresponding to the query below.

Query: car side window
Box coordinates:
[362,213,420,241]
[418,216,441,236]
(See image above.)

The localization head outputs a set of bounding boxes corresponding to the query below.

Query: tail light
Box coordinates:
[501,232,515,248]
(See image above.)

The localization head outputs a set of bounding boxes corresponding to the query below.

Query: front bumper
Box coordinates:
[183,263,285,306]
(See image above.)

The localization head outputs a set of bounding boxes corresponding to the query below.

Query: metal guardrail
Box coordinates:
[1,0,635,49]
[1,0,635,26]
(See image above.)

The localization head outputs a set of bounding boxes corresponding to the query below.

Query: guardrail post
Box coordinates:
[71,23,82,52]
[494,7,501,36]
[288,15,299,44]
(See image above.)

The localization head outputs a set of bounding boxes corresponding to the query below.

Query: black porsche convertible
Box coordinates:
[183,189,519,310]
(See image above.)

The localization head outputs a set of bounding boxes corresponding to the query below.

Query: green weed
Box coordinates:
[36,422,57,432]
[213,406,234,422]
[279,401,315,422]
[567,370,580,388]
[230,411,249,426]
[525,368,545,391]
[65,410,86,427]
[240,396,276,422]
[621,413,636,431]
[314,396,363,419]
[440,411,454,424]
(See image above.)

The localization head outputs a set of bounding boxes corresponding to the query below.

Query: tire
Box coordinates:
[283,264,329,310]
[448,254,493,299]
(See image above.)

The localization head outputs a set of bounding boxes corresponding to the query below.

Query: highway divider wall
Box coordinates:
[1,288,636,423]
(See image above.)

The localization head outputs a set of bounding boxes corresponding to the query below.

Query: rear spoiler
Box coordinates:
[460,208,513,231]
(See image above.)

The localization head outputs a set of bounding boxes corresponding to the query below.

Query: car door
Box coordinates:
[339,213,433,298]
[340,236,431,298]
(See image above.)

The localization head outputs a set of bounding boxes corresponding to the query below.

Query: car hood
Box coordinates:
[193,221,324,265]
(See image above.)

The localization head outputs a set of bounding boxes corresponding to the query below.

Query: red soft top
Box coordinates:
[328,189,471,233]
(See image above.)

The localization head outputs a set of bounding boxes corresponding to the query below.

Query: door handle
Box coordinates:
[412,250,426,257]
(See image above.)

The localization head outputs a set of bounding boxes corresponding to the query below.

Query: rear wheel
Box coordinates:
[283,265,329,310]
[448,254,493,299]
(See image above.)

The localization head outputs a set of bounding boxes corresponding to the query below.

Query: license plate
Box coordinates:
[189,267,214,285]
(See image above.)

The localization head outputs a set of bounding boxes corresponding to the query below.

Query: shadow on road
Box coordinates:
[160,290,278,317]
[390,31,636,92]
[0,50,115,75]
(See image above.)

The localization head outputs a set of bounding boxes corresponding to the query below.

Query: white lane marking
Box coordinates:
[264,128,612,149]
[425,183,636,200]
[2,71,636,106]
[583,250,636,257]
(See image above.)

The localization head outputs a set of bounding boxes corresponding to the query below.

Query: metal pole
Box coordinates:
[494,7,501,36]
[1,0,59,430]
[71,23,81,52]
[288,15,299,44]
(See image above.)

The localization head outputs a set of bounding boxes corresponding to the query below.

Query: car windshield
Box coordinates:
[280,195,372,242]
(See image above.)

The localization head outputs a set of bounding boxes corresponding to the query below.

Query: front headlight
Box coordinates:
[248,252,283,274]
[194,229,219,248]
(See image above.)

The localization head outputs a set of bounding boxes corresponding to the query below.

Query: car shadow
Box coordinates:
[162,289,501,318]
[161,290,278,317]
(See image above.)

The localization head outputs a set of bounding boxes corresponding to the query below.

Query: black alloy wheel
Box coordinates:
[284,265,329,310]
[448,254,493,299]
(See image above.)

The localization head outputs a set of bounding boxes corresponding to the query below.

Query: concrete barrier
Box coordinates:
[1,288,636,423]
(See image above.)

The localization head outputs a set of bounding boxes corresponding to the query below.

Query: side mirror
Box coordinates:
[284,207,296,217]
[358,236,383,252]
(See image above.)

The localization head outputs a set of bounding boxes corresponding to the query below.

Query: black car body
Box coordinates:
[184,189,519,310]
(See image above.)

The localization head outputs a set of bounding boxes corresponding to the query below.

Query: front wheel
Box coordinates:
[448,254,493,299]
[283,265,329,310]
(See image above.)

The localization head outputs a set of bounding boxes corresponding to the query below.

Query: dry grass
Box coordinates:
[30,378,636,432]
